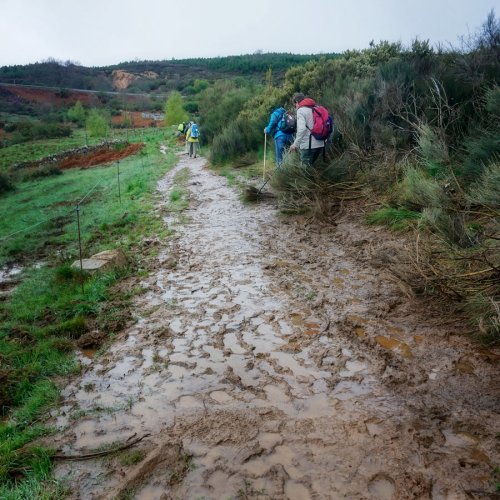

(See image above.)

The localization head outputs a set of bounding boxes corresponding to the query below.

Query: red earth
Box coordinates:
[59,143,144,169]
[4,85,152,108]
[112,111,164,128]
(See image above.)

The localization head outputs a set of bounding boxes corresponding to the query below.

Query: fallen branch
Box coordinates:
[53,433,151,461]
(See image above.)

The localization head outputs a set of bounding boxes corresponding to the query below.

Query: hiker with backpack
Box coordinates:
[289,93,333,167]
[264,106,296,165]
[186,121,200,158]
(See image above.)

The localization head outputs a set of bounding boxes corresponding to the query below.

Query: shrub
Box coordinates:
[420,207,477,247]
[417,125,450,178]
[397,165,447,210]
[163,91,188,126]
[86,108,110,138]
[210,116,262,165]
[465,294,500,345]
[18,164,62,181]
[467,160,500,210]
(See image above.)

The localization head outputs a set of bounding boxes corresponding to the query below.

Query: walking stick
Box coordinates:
[263,132,267,181]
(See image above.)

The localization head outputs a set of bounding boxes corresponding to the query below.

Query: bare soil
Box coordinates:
[59,143,144,169]
[50,156,499,499]
[112,112,163,128]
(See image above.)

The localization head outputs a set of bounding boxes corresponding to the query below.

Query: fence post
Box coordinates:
[76,204,84,293]
[117,160,121,204]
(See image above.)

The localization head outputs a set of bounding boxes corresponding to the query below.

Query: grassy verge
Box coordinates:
[0,126,177,498]
[0,128,165,267]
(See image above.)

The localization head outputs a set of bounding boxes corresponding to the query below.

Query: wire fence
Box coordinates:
[0,127,171,290]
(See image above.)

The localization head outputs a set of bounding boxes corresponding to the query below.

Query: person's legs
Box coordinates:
[189,142,194,157]
[299,147,322,167]
[275,135,293,165]
[274,136,286,165]
[193,142,197,158]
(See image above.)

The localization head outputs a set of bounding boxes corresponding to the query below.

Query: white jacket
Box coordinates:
[293,106,325,150]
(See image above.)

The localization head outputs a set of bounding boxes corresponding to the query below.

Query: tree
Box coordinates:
[67,100,86,126]
[86,108,109,139]
[164,91,188,126]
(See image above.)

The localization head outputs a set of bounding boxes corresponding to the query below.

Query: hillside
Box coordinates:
[0,53,339,93]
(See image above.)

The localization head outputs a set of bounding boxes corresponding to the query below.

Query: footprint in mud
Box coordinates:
[368,474,396,499]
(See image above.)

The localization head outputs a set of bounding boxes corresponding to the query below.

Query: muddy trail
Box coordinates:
[51,156,499,499]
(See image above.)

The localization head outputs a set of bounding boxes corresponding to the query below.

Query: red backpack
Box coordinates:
[309,105,334,141]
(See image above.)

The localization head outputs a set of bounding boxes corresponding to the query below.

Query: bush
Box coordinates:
[417,125,450,178]
[397,165,447,210]
[467,160,500,210]
[18,164,62,182]
[210,116,262,165]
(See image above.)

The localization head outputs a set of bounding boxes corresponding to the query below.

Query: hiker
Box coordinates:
[176,122,184,137]
[289,93,326,167]
[264,106,294,165]
[186,121,200,158]
[184,121,193,154]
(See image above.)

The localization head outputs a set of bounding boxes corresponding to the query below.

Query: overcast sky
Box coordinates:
[0,0,496,67]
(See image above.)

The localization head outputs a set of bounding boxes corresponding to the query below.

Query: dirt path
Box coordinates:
[52,156,499,499]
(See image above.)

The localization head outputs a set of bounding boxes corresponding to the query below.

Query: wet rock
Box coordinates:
[72,248,128,273]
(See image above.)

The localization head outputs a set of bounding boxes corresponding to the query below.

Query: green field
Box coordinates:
[0,126,178,498]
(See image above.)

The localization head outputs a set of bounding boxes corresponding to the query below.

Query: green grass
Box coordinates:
[167,167,190,212]
[0,129,169,267]
[366,206,421,231]
[0,126,177,497]
[119,450,146,467]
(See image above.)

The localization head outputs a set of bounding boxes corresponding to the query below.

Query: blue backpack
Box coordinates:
[190,123,199,138]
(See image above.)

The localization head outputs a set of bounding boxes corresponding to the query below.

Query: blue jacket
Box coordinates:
[265,107,293,140]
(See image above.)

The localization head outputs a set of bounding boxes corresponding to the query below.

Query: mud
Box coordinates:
[0,264,23,299]
[51,156,499,499]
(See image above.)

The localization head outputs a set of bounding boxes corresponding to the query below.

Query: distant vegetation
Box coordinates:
[0,52,339,93]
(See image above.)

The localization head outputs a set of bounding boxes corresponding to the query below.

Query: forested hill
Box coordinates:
[0,52,339,93]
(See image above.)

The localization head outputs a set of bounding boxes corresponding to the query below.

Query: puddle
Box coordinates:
[81,348,97,359]
[368,474,395,499]
[455,359,475,374]
[355,327,366,338]
[375,336,413,358]
[442,429,479,448]
[284,481,312,500]
[136,484,166,500]
[347,315,369,325]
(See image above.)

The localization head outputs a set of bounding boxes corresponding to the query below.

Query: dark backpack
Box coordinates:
[309,105,333,141]
[278,109,296,134]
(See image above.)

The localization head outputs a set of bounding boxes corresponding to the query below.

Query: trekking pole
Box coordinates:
[263,132,267,181]
[256,157,285,195]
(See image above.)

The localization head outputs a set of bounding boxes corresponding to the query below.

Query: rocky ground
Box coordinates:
[50,155,499,499]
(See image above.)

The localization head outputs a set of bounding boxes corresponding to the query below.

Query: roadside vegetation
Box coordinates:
[200,12,499,343]
[0,127,177,498]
